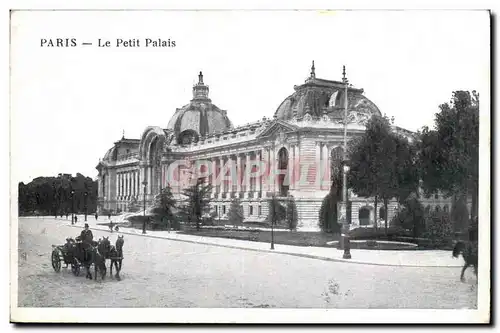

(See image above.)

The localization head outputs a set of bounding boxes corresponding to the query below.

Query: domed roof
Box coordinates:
[167,72,232,141]
[103,146,117,162]
[274,62,381,122]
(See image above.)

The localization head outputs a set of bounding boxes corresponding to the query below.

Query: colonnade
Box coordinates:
[116,170,140,200]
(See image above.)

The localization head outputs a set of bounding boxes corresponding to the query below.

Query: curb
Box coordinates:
[68,224,461,268]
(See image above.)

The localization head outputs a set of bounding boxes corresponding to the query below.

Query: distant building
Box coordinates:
[96,63,462,231]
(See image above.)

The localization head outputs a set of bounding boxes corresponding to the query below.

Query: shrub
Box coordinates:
[227,198,244,225]
[285,197,298,231]
[349,225,410,240]
[267,195,286,226]
[422,211,453,247]
[390,196,425,238]
[318,193,341,234]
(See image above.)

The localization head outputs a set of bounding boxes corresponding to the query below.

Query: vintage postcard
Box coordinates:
[9,9,491,323]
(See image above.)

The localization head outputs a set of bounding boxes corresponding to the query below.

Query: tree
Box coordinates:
[418,91,479,222]
[179,178,213,231]
[348,115,419,234]
[17,173,98,216]
[391,196,425,239]
[267,195,285,226]
[451,195,470,233]
[319,181,342,234]
[285,196,298,231]
[151,185,177,227]
[227,198,244,225]
[319,152,344,234]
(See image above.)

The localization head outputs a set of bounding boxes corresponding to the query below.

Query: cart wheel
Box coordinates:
[71,262,80,276]
[51,249,61,272]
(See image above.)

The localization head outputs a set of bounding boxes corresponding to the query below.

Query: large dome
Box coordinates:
[274,62,381,122]
[167,72,232,144]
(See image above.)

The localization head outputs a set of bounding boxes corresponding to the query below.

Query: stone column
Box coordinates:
[321,144,328,190]
[290,145,296,191]
[257,150,262,196]
[245,152,252,198]
[236,154,242,193]
[119,172,122,200]
[211,158,217,198]
[272,148,278,193]
[268,148,273,193]
[149,166,153,196]
[315,142,321,190]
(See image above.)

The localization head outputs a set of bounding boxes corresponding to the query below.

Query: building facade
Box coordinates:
[96,63,458,231]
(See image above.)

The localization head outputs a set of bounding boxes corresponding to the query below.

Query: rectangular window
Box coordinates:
[223,205,226,215]
[215,206,218,214]
[249,206,254,215]
[258,205,262,216]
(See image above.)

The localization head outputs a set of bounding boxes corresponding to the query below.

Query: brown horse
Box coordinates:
[453,240,478,282]
[99,235,125,280]
[110,235,124,280]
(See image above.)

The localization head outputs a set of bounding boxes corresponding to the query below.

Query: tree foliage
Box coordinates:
[151,185,177,227]
[391,196,425,239]
[318,156,343,234]
[267,195,286,226]
[178,178,213,231]
[348,115,420,233]
[418,90,479,219]
[422,210,454,246]
[227,198,244,225]
[18,173,97,216]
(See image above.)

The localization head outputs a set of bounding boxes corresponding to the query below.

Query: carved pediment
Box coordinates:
[256,120,298,139]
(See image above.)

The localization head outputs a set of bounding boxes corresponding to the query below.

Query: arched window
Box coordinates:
[379,207,386,220]
[425,205,431,215]
[359,207,371,226]
[278,147,289,196]
[435,205,441,213]
[443,205,449,213]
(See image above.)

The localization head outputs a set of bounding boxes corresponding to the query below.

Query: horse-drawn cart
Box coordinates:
[51,244,82,276]
[50,235,125,280]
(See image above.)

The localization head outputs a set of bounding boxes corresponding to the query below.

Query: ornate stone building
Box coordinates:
[96,63,457,231]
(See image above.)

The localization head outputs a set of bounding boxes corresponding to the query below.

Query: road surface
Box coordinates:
[16,217,477,308]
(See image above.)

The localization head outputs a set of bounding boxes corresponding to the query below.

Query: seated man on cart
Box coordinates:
[80,223,94,244]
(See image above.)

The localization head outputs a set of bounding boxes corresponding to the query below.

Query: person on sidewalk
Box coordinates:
[95,213,98,221]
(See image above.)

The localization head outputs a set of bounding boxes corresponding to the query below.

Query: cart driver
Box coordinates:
[80,223,94,244]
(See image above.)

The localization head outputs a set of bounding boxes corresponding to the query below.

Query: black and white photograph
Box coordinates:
[9,8,490,324]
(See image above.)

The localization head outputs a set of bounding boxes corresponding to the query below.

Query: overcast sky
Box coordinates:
[10,10,489,184]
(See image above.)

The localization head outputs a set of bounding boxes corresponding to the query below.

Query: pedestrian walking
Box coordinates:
[95,212,98,221]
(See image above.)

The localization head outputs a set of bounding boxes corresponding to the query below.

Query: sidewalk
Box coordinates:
[50,215,462,268]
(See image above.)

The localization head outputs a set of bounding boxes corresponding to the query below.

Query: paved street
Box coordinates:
[17,217,477,308]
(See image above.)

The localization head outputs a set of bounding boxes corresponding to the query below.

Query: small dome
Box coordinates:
[274,62,382,121]
[167,72,232,144]
[103,146,117,162]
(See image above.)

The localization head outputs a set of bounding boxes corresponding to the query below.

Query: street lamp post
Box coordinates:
[84,191,88,221]
[338,65,351,259]
[71,190,75,225]
[142,181,148,234]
